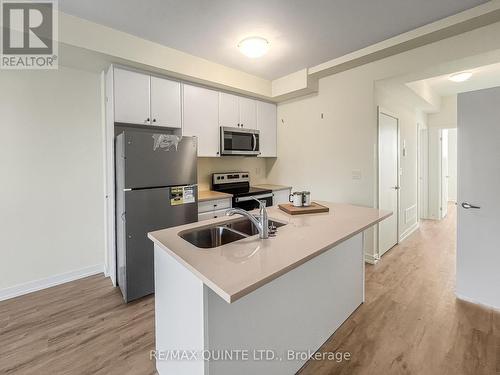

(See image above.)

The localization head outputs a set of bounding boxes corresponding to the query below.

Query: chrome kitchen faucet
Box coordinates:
[226,197,275,239]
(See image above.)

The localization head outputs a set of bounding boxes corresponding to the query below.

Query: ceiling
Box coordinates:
[59,0,489,80]
[413,62,500,97]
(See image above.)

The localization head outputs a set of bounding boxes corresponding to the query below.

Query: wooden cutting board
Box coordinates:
[278,202,330,215]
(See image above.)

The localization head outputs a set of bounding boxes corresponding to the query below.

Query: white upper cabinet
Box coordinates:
[219,93,257,129]
[219,92,240,128]
[183,84,220,157]
[113,68,181,128]
[257,101,277,157]
[112,66,277,157]
[150,76,181,128]
[114,68,151,125]
[239,97,257,129]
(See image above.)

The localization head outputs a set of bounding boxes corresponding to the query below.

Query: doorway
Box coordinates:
[424,128,457,220]
[441,129,449,218]
[378,108,400,257]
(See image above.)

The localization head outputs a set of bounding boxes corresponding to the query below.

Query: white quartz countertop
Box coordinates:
[253,184,292,191]
[148,202,391,303]
[198,190,233,202]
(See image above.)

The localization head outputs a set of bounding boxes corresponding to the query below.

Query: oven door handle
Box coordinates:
[234,193,273,203]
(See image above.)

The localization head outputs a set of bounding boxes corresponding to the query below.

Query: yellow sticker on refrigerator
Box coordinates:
[170,186,195,206]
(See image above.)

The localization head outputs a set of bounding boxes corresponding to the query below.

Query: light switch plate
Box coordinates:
[352,169,362,180]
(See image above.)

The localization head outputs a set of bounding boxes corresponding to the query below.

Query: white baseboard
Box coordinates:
[364,253,379,265]
[456,293,500,312]
[399,222,420,242]
[103,264,109,277]
[0,264,104,302]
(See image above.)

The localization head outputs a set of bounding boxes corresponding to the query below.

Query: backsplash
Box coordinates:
[197,157,268,191]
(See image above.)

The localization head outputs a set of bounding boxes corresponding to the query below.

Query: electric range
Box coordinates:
[212,172,273,211]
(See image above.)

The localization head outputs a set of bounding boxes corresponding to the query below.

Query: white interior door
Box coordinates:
[441,129,449,218]
[378,111,399,256]
[457,87,500,309]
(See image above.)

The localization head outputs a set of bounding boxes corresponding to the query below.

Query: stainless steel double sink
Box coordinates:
[179,218,286,249]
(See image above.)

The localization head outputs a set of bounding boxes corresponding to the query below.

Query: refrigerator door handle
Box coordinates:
[121,212,126,222]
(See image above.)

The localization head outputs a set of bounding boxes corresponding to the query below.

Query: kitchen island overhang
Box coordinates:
[148,202,391,375]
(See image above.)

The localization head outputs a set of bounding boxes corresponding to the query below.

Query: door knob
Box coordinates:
[461,202,480,209]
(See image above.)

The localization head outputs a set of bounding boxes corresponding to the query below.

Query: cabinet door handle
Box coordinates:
[152,118,157,123]
[145,118,150,123]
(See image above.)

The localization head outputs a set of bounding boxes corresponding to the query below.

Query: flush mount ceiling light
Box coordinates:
[449,71,472,82]
[238,37,269,58]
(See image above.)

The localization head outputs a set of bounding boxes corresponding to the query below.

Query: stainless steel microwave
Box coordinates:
[220,127,260,156]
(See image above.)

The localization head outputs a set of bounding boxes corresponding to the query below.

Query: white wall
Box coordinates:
[267,68,376,207]
[0,67,105,295]
[266,22,500,260]
[197,157,268,191]
[428,95,457,128]
[267,67,378,259]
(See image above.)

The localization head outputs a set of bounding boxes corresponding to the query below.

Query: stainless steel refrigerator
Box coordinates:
[115,130,198,302]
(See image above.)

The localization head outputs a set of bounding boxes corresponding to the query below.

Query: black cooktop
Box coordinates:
[211,172,272,198]
[213,184,271,198]
[237,186,272,197]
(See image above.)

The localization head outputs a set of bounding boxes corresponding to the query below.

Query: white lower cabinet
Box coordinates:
[198,197,232,221]
[273,188,291,206]
[198,209,230,221]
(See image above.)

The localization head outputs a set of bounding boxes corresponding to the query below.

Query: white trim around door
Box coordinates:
[377,107,400,258]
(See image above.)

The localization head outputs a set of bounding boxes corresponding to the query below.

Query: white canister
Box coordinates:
[289,192,303,207]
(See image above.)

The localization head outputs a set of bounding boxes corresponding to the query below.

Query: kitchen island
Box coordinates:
[148,202,390,375]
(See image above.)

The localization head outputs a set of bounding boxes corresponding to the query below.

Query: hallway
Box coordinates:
[300,204,500,374]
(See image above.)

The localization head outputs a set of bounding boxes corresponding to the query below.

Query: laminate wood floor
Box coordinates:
[0,204,498,374]
[299,204,499,375]
[0,276,156,375]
